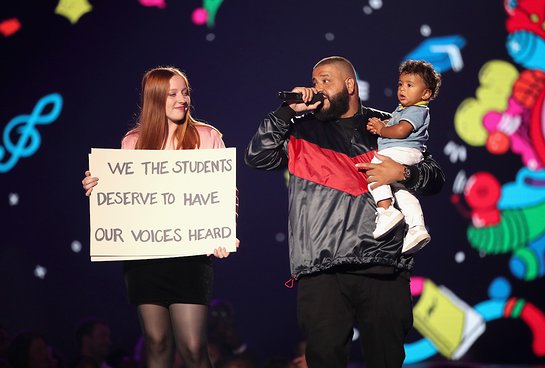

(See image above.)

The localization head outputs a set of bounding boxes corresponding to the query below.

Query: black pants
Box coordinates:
[297,271,413,368]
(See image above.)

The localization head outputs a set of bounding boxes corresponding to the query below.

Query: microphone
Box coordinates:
[277,91,324,104]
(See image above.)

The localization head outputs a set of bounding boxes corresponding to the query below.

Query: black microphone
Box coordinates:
[277,91,324,104]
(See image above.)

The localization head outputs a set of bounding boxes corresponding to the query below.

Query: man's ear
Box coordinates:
[345,78,356,95]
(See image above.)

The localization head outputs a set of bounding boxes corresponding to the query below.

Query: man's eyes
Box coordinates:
[313,79,329,85]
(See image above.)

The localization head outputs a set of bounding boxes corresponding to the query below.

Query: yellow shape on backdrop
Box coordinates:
[454,60,518,146]
[412,279,485,359]
[55,0,93,24]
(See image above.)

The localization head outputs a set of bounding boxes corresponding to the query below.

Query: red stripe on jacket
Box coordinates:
[288,136,376,196]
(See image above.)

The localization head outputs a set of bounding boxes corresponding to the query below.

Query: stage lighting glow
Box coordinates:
[455,252,465,263]
[369,0,383,10]
[420,24,432,37]
[34,265,47,279]
[275,233,286,242]
[325,32,335,41]
[357,80,369,101]
[71,240,82,253]
[8,193,18,206]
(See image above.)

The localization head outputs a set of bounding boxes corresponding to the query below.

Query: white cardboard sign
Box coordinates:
[88,147,237,261]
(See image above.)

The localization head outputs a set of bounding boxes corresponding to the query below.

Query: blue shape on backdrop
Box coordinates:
[510,235,545,280]
[404,35,466,73]
[507,31,545,72]
[0,93,63,173]
[499,168,545,209]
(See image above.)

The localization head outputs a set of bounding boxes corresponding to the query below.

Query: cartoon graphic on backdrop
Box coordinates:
[192,0,224,28]
[54,0,92,24]
[454,60,523,155]
[138,0,166,9]
[451,171,502,228]
[409,276,486,361]
[405,276,545,363]
[457,169,545,282]
[430,1,545,362]
[0,93,63,173]
[404,35,466,73]
[450,1,545,279]
[2,0,545,364]
[402,1,545,363]
[505,0,545,72]
[0,18,21,37]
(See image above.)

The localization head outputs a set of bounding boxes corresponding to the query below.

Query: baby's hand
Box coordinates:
[367,118,387,136]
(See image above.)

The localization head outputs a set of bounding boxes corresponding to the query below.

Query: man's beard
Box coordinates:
[314,87,350,121]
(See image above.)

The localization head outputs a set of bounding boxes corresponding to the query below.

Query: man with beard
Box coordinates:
[244,56,444,368]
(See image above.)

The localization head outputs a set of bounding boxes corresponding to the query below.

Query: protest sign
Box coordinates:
[88,147,236,261]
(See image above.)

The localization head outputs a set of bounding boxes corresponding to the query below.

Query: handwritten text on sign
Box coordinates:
[88,148,236,261]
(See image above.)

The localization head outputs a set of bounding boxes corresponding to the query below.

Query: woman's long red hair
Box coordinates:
[129,67,201,150]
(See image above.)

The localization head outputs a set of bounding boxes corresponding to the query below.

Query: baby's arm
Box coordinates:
[367,117,413,139]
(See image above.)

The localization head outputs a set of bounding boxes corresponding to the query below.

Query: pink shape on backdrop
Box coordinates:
[483,97,542,169]
[192,8,208,25]
[410,277,425,296]
[139,0,166,9]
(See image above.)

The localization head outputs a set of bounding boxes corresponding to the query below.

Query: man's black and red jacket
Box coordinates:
[245,105,444,280]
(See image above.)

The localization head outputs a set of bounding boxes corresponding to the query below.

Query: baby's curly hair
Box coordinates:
[399,60,442,100]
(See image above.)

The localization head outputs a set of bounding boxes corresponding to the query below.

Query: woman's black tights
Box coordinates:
[137,303,211,368]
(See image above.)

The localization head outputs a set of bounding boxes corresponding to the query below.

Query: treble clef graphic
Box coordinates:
[0,93,63,173]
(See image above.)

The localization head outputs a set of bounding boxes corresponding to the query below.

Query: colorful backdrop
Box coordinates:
[2,0,545,365]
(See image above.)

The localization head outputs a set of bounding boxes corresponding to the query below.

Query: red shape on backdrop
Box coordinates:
[513,69,545,109]
[529,87,545,167]
[505,0,545,39]
[0,18,21,37]
[486,131,511,154]
[464,172,501,227]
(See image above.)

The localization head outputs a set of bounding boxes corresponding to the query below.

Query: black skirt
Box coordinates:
[123,256,213,306]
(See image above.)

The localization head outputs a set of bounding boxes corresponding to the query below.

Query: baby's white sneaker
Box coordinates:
[373,207,404,239]
[402,226,431,254]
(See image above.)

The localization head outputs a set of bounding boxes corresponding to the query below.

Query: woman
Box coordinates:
[82,67,233,368]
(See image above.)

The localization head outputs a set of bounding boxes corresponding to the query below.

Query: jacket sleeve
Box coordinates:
[402,152,445,195]
[362,106,392,121]
[244,105,296,170]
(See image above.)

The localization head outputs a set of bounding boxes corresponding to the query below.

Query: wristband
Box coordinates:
[403,165,411,181]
